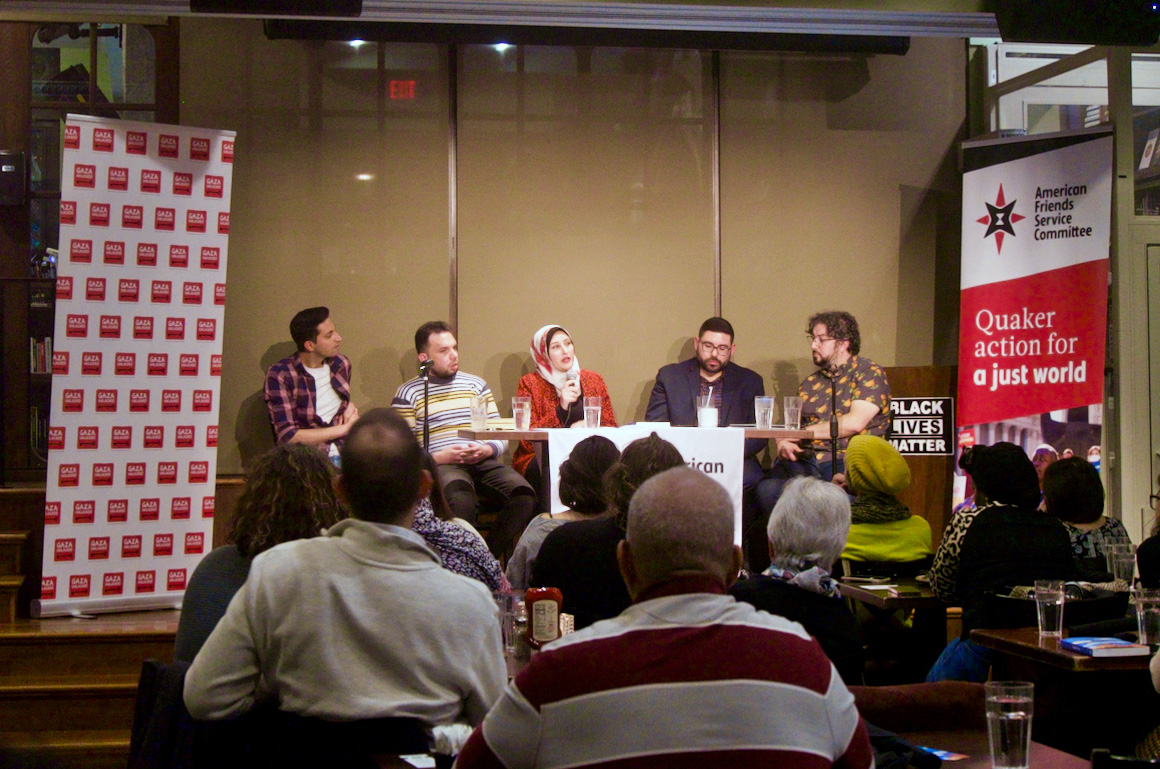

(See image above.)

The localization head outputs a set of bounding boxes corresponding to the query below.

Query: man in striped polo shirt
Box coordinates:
[456,467,874,769]
[393,321,536,557]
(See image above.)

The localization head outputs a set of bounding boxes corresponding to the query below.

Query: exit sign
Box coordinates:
[390,80,416,100]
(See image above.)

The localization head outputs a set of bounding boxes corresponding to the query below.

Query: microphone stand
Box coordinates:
[828,367,839,481]
[420,360,433,452]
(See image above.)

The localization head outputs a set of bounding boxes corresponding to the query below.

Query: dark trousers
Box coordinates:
[754,454,844,522]
[437,459,537,558]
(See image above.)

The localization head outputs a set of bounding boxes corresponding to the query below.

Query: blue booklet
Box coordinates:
[1060,637,1150,657]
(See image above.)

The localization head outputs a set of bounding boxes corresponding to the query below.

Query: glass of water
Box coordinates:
[470,395,490,431]
[755,396,775,429]
[583,396,601,428]
[985,681,1033,769]
[1034,580,1064,638]
[1136,588,1160,646]
[512,396,532,431]
[784,396,803,430]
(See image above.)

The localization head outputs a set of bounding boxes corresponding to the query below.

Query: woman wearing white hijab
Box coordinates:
[512,325,616,479]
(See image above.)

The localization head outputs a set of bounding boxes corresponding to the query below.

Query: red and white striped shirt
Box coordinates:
[456,577,875,769]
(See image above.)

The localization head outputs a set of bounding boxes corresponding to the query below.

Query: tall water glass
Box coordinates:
[1112,546,1137,586]
[512,396,532,431]
[583,396,602,428]
[1034,580,1064,638]
[755,396,775,429]
[784,396,803,430]
[1137,588,1160,646]
[470,395,490,431]
[1106,538,1132,572]
[985,681,1034,769]
[697,394,718,428]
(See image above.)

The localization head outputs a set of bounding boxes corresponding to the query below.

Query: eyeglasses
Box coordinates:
[807,334,837,346]
[699,341,732,355]
[1151,493,1159,510]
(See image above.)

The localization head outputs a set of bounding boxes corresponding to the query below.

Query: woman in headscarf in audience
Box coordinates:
[411,451,510,592]
[926,442,1074,682]
[730,476,864,684]
[839,434,932,567]
[531,433,684,628]
[1043,456,1128,571]
[175,443,347,662]
[505,435,621,591]
[512,325,617,488]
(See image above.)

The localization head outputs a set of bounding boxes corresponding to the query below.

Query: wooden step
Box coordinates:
[0,610,178,681]
[0,575,22,624]
[0,729,130,769]
[0,532,27,577]
[0,676,140,732]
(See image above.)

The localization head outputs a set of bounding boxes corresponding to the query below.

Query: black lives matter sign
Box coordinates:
[890,397,954,456]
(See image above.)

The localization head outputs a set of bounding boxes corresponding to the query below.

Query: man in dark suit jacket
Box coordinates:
[646,317,771,569]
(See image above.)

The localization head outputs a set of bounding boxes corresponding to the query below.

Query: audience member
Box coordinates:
[512,326,617,488]
[1043,456,1128,568]
[457,467,873,769]
[392,321,537,557]
[839,435,932,566]
[506,436,621,591]
[264,306,359,458]
[1031,443,1059,490]
[184,409,505,729]
[927,442,1074,682]
[413,452,510,592]
[531,433,684,628]
[1136,474,1160,589]
[174,443,346,663]
[730,476,865,684]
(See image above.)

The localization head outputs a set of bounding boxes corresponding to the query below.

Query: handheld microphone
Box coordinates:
[566,369,579,382]
[419,359,434,374]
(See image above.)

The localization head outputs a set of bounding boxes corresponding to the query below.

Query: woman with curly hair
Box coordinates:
[174,443,347,662]
[531,433,684,628]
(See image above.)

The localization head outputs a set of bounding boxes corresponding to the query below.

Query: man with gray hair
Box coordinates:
[456,467,873,769]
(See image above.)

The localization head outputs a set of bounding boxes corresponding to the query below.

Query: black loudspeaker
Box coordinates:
[190,0,361,16]
[0,151,26,207]
[995,0,1160,46]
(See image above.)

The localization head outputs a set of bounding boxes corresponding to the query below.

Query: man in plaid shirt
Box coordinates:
[264,306,359,457]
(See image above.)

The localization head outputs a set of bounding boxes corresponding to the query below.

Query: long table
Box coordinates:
[459,426,812,511]
[971,627,1160,756]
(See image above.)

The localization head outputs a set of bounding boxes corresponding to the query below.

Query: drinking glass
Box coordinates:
[784,396,803,430]
[1105,538,1132,572]
[1136,588,1160,646]
[985,681,1034,769]
[696,394,718,428]
[755,396,775,429]
[470,395,489,431]
[1111,545,1137,586]
[1034,579,1064,638]
[583,396,601,428]
[493,591,517,655]
[512,396,531,431]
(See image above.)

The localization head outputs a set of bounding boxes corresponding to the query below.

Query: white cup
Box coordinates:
[696,394,718,428]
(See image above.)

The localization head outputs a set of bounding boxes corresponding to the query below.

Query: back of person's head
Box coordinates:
[767,476,851,571]
[626,467,736,586]
[414,320,452,354]
[421,450,455,521]
[1043,456,1105,524]
[958,441,1040,510]
[290,306,329,352]
[698,316,734,342]
[605,432,685,527]
[844,434,911,498]
[559,435,621,515]
[230,443,347,558]
[339,409,424,524]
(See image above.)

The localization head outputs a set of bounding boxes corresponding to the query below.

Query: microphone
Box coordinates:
[419,359,434,374]
[566,369,579,382]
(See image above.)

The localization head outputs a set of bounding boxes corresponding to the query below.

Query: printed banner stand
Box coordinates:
[547,427,745,544]
[955,127,1110,500]
[35,115,235,617]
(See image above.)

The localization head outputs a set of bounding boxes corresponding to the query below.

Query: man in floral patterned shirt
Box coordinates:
[756,311,890,515]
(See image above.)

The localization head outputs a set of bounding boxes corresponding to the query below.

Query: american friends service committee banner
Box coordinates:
[36,115,235,617]
[956,128,1111,503]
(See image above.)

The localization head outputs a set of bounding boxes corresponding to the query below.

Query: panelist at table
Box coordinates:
[757,310,891,514]
[512,324,617,486]
[646,316,767,566]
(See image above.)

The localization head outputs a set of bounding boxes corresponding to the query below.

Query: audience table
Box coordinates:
[971,627,1160,757]
[838,578,948,677]
[900,730,1087,769]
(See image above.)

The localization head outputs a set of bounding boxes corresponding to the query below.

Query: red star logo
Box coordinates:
[977,184,1025,254]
